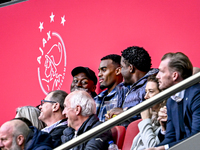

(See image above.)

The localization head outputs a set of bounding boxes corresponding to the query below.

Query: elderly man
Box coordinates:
[146,52,200,150]
[70,66,98,98]
[38,90,68,147]
[0,119,53,150]
[61,90,113,150]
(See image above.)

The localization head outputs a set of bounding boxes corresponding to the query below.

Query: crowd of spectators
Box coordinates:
[0,46,200,150]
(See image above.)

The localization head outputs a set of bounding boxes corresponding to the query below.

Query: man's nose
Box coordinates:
[76,81,82,87]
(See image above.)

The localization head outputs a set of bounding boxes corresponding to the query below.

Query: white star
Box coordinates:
[61,15,66,26]
[50,12,55,22]
[39,22,44,32]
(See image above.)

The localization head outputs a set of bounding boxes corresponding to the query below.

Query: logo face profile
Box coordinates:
[37,12,67,95]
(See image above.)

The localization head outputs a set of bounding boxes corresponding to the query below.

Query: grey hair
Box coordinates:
[69,90,96,116]
[16,106,45,130]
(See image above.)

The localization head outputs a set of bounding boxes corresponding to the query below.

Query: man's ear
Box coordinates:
[91,85,96,92]
[76,105,82,115]
[129,64,135,73]
[172,71,179,81]
[52,103,60,112]
[17,135,25,146]
[115,67,121,75]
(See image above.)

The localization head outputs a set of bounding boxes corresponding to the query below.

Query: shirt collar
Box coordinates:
[42,119,67,133]
[171,90,185,102]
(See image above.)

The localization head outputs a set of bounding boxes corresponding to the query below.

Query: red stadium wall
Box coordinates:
[0,0,200,125]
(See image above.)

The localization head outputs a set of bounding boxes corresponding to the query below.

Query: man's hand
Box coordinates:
[105,107,123,120]
[157,106,167,131]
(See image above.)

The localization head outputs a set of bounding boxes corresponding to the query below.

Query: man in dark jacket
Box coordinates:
[106,46,158,127]
[61,90,113,150]
[0,119,53,150]
[38,90,68,147]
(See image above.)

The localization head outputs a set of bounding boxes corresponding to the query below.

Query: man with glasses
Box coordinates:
[38,90,68,148]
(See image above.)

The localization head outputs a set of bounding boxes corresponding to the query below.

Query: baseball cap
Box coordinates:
[71,66,97,85]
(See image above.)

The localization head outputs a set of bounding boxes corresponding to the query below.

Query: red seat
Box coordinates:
[111,126,126,149]
[121,119,142,150]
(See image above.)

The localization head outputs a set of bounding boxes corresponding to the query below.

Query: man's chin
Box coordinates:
[100,85,106,90]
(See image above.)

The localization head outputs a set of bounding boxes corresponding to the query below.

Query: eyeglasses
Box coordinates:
[41,100,57,106]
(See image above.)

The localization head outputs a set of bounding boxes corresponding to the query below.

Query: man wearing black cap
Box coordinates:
[70,66,98,98]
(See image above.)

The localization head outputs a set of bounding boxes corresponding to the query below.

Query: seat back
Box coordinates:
[111,126,126,149]
[121,119,142,150]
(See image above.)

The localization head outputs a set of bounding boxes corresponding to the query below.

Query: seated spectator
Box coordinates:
[38,90,68,147]
[95,54,123,122]
[131,75,166,150]
[61,90,113,150]
[0,119,53,150]
[106,46,158,127]
[15,106,46,130]
[146,52,200,150]
[70,66,98,98]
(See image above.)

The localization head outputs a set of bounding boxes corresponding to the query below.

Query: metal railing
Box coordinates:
[54,72,200,150]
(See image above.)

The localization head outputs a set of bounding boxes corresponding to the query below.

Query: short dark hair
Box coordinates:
[101,54,121,67]
[121,46,152,72]
[161,52,193,79]
[49,90,68,111]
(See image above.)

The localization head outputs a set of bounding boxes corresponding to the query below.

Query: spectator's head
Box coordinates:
[62,90,96,130]
[193,67,200,75]
[15,106,45,130]
[0,119,30,150]
[70,66,97,97]
[156,52,193,90]
[38,90,68,126]
[98,54,123,92]
[121,46,152,85]
[145,75,165,112]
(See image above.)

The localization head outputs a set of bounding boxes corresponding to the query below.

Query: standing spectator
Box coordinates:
[70,66,98,98]
[38,90,68,147]
[95,54,123,122]
[61,90,113,150]
[146,52,200,150]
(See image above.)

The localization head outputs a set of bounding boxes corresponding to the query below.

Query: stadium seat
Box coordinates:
[121,119,142,150]
[111,126,126,149]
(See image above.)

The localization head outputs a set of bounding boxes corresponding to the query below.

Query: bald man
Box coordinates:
[0,119,53,150]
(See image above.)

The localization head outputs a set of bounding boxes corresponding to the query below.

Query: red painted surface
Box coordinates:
[0,0,200,125]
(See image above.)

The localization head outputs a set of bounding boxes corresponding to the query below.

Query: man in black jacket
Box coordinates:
[61,90,113,150]
[0,119,53,150]
[38,90,68,148]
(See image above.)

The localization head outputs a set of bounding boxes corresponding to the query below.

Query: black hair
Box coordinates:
[49,90,68,111]
[101,54,121,66]
[121,46,152,72]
